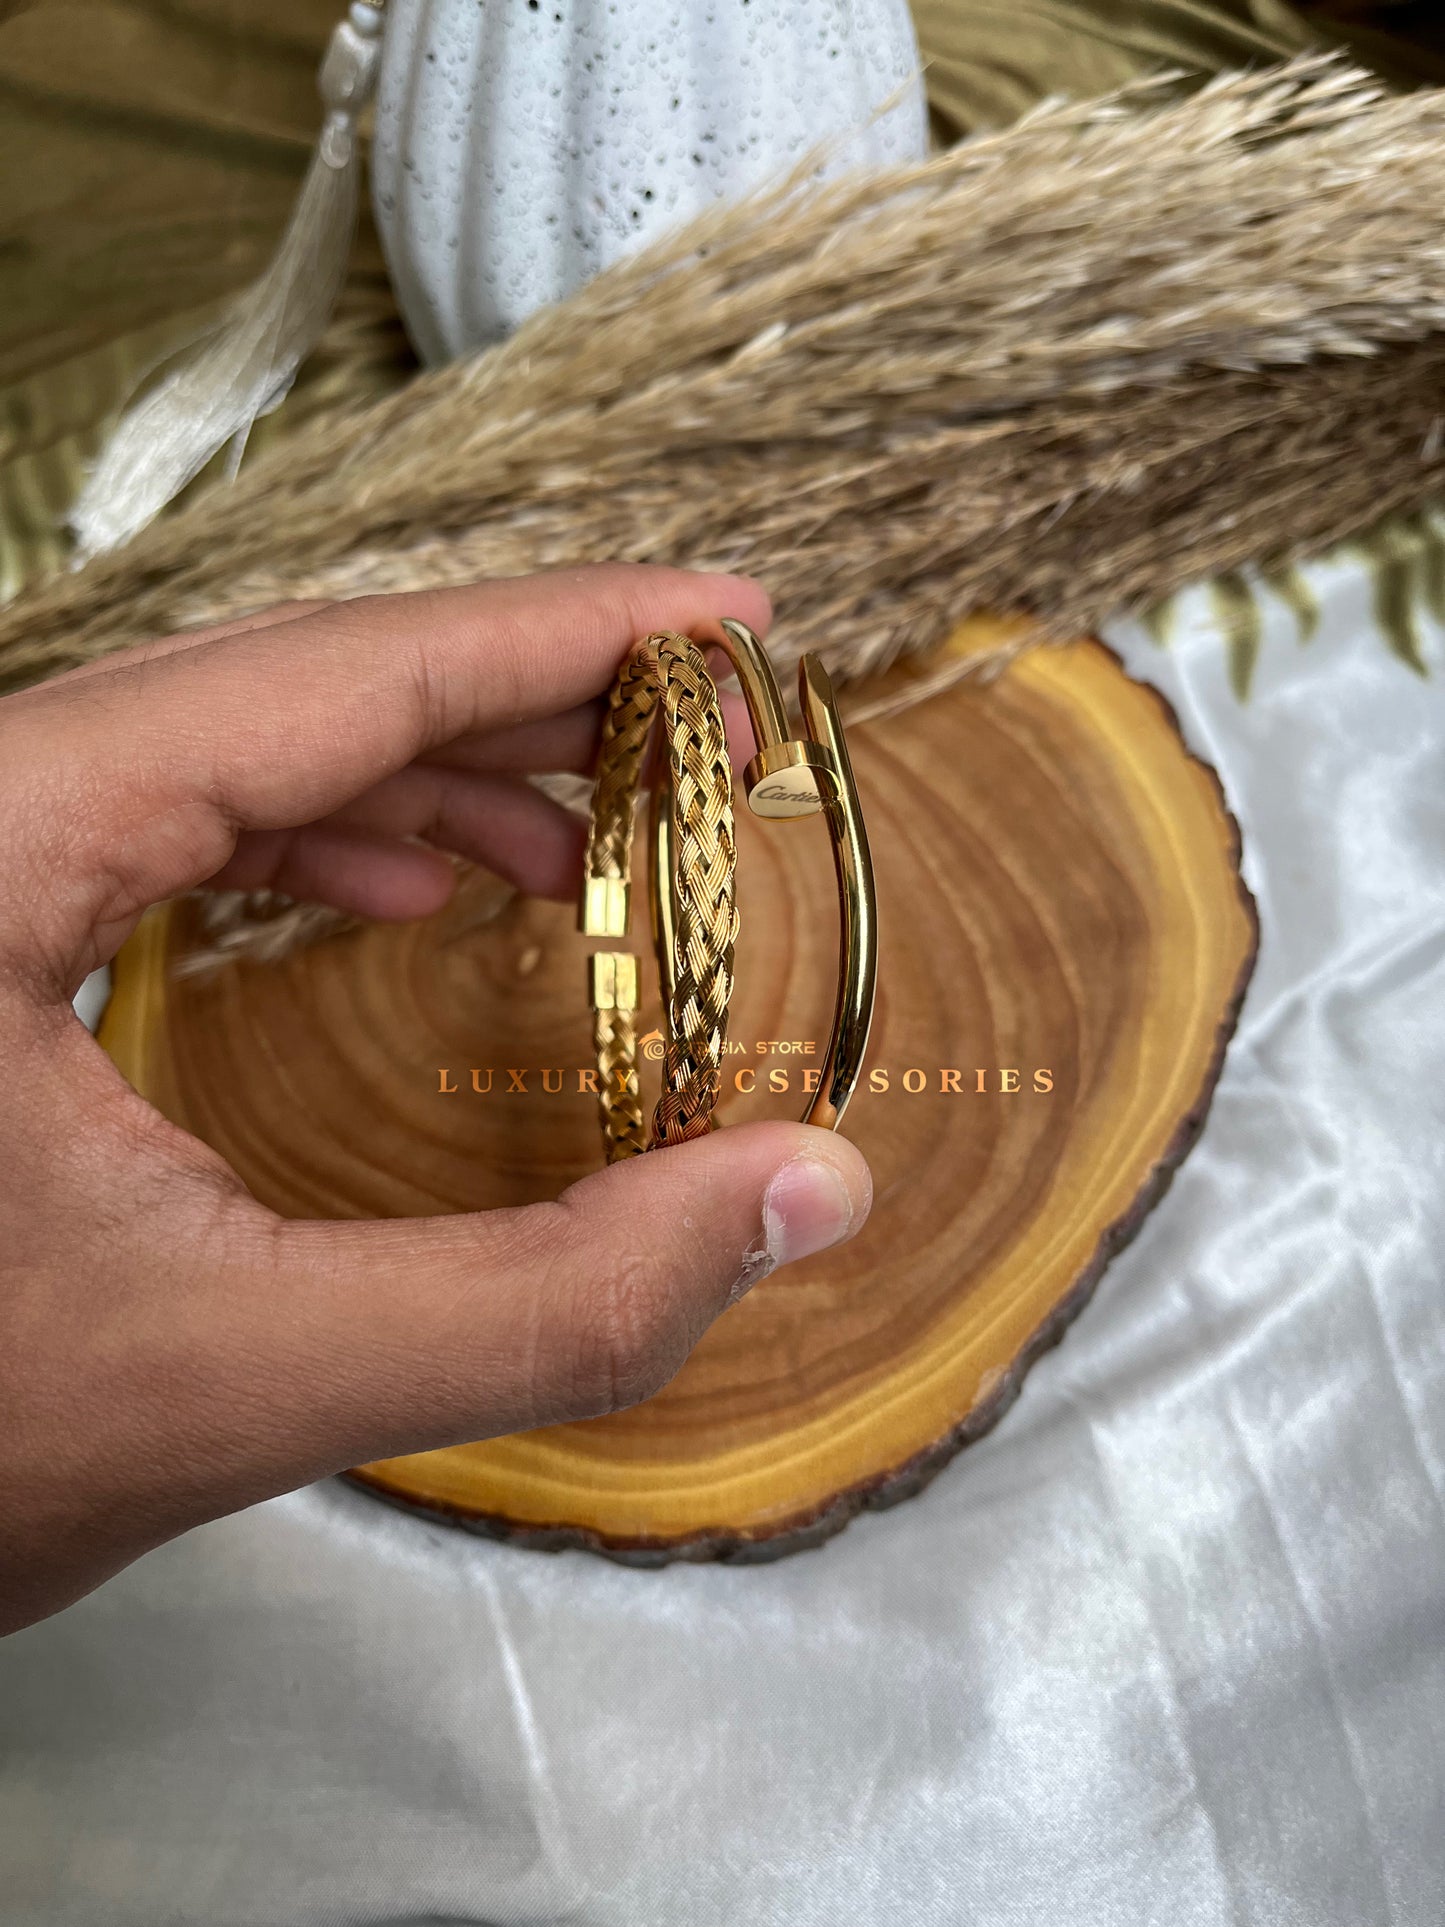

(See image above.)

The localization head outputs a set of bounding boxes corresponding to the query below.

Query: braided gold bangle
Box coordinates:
[581,631,737,1161]
[580,621,878,1164]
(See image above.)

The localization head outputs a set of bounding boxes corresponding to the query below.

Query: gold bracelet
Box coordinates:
[580,621,878,1163]
[581,631,737,1161]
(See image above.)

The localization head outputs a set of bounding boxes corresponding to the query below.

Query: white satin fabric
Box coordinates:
[5,561,1445,1924]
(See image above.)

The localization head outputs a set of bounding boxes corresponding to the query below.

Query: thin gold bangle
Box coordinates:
[580,621,878,1162]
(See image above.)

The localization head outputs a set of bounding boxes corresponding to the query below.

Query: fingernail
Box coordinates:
[762,1153,858,1269]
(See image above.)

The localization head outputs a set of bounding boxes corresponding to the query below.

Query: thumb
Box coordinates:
[216,1120,873,1496]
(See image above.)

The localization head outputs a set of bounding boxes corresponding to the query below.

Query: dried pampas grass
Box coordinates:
[8,55,1445,959]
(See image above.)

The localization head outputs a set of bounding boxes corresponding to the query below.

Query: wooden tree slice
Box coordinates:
[100,628,1256,1562]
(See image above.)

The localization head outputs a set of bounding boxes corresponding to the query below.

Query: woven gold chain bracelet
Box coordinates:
[579,621,878,1164]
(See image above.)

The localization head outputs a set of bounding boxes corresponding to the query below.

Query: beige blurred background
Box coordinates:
[3,0,1444,592]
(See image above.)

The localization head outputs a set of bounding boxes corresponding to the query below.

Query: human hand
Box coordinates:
[0,566,872,1634]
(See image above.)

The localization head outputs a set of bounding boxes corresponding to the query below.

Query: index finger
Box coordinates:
[0,565,770,969]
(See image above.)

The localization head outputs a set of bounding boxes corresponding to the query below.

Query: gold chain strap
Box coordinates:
[581,633,738,1162]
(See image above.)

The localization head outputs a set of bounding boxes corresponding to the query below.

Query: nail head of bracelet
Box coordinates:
[743,739,831,819]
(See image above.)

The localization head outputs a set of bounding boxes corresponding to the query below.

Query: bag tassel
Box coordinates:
[69,0,387,560]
